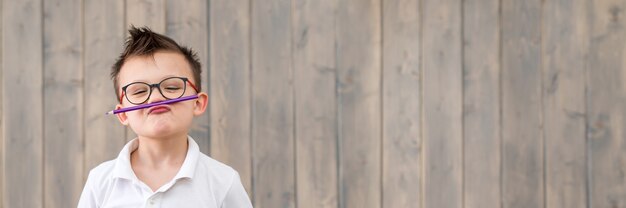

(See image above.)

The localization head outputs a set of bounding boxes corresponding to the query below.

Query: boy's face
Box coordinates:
[115,51,208,139]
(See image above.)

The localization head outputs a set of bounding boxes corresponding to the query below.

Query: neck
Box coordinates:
[131,134,188,169]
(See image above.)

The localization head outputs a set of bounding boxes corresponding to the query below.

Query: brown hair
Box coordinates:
[111,26,202,102]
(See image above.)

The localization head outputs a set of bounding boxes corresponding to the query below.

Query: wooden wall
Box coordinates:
[1,0,625,207]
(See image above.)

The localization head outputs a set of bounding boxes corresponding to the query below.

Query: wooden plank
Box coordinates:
[43,0,83,207]
[543,0,588,207]
[2,0,43,207]
[381,0,420,207]
[462,0,500,207]
[165,0,210,154]
[126,0,165,33]
[587,0,626,207]
[501,0,543,207]
[422,0,462,207]
[209,0,253,196]
[293,0,338,208]
[251,0,295,207]
[336,0,381,207]
[84,0,126,172]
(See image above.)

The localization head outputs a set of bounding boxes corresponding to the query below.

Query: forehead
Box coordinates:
[118,51,193,85]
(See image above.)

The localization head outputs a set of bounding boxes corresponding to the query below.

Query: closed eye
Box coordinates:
[132,90,147,95]
[164,87,181,91]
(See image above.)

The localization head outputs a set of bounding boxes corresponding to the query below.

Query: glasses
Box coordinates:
[119,77,199,105]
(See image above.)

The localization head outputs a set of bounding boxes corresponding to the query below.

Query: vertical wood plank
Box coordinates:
[381,0,421,207]
[588,0,626,207]
[43,0,84,207]
[2,0,43,207]
[501,0,543,207]
[543,0,588,207]
[462,0,500,207]
[293,0,338,207]
[209,0,253,196]
[336,0,381,207]
[126,0,165,33]
[84,0,126,174]
[165,0,210,154]
[422,0,462,207]
[251,0,295,207]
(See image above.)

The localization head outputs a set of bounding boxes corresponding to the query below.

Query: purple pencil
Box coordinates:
[106,94,199,115]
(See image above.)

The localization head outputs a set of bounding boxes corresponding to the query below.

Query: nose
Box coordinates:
[146,85,167,104]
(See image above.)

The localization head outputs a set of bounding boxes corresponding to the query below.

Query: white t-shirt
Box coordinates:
[77,136,253,208]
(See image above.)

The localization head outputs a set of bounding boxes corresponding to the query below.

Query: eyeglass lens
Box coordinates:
[124,77,187,104]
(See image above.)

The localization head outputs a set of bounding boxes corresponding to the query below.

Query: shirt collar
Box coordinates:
[112,135,201,181]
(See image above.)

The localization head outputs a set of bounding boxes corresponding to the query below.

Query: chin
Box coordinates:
[140,121,178,138]
[152,125,177,137]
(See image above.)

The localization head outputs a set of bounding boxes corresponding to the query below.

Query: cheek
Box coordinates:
[174,105,195,123]
[125,111,147,127]
[171,104,195,127]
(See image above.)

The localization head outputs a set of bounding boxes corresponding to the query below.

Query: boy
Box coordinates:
[78,26,253,208]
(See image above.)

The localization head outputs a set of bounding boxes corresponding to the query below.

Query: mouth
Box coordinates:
[148,105,171,114]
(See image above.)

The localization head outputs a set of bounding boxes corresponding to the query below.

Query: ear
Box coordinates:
[193,92,209,116]
[115,104,130,126]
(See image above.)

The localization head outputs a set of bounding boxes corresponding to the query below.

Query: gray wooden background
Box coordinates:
[1,0,625,207]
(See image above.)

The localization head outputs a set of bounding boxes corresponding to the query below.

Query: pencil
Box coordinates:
[106,94,199,115]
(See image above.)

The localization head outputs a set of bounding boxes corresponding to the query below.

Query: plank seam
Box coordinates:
[205,0,212,155]
[498,0,504,207]
[539,0,549,208]
[289,0,298,206]
[333,2,341,207]
[81,0,86,185]
[419,0,425,207]
[379,0,384,207]
[0,0,4,204]
[584,1,591,205]
[40,0,45,206]
[460,0,466,207]
[248,0,255,204]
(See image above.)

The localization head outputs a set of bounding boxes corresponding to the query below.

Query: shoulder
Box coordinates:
[194,153,241,197]
[85,159,117,188]
[79,159,119,206]
[194,153,250,205]
[196,153,239,180]
[195,154,253,207]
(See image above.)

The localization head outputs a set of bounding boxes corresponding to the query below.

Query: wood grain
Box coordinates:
[251,0,295,207]
[126,0,165,33]
[0,2,623,207]
[422,0,463,207]
[382,0,421,207]
[84,0,126,174]
[336,0,381,207]
[587,0,626,207]
[209,0,253,197]
[543,0,588,207]
[501,0,543,207]
[2,0,43,207]
[462,0,501,207]
[293,0,338,207]
[43,0,83,207]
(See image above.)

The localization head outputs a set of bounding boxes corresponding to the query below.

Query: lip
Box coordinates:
[147,105,171,114]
